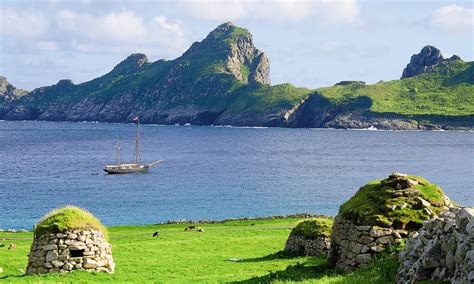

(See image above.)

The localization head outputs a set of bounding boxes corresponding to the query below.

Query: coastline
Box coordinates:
[1,119,473,132]
[0,213,331,232]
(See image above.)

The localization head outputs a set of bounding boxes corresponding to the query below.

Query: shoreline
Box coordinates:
[1,119,473,132]
[0,213,331,232]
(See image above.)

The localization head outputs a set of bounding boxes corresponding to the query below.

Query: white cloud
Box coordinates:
[0,8,188,59]
[37,41,59,51]
[184,0,359,24]
[57,10,147,42]
[55,10,187,56]
[0,9,49,38]
[431,5,473,33]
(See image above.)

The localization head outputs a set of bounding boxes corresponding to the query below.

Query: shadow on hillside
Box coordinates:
[232,260,339,284]
[241,250,299,262]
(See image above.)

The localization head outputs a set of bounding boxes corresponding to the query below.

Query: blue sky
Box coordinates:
[0,0,472,90]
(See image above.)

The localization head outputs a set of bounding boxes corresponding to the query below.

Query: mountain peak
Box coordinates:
[0,76,28,101]
[112,53,148,75]
[401,45,462,79]
[214,21,236,32]
[181,23,269,85]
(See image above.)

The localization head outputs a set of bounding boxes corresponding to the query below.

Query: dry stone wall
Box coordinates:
[327,216,405,271]
[397,207,474,283]
[284,234,331,256]
[26,229,114,275]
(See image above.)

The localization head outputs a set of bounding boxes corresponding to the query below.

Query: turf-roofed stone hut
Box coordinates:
[26,206,115,275]
[328,173,455,271]
[284,218,333,256]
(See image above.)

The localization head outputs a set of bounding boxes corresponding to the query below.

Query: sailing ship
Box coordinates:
[103,117,162,174]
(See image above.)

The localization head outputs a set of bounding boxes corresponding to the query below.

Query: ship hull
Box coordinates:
[103,164,149,174]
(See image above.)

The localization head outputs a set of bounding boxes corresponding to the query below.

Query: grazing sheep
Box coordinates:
[8,243,16,250]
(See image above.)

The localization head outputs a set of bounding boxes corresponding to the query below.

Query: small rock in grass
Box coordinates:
[415,197,431,208]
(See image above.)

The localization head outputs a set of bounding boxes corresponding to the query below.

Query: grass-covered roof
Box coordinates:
[290,218,333,239]
[34,206,108,239]
[338,173,453,230]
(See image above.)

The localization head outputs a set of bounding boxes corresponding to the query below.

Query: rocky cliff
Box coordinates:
[401,45,461,79]
[0,76,27,102]
[0,23,472,130]
[1,22,270,124]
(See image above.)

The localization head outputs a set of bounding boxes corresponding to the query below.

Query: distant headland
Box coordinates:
[1,22,473,130]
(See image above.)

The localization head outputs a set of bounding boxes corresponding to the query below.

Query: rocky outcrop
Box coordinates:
[26,229,114,275]
[397,207,473,283]
[401,45,461,78]
[324,113,420,130]
[203,22,270,85]
[0,76,27,102]
[334,81,365,86]
[327,173,455,271]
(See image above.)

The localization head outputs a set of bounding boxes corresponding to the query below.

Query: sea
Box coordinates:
[1,120,473,230]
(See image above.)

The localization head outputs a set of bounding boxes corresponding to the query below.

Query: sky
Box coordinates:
[0,0,472,91]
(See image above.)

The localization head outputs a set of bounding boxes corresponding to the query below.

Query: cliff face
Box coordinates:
[401,45,462,79]
[1,22,270,124]
[0,76,27,102]
[0,24,472,130]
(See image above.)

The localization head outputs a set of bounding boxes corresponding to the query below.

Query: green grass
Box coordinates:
[338,175,448,229]
[34,206,108,239]
[0,218,398,283]
[316,61,474,117]
[14,22,473,125]
[291,218,333,239]
[228,83,313,113]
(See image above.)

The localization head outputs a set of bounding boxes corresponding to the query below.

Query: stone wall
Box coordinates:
[397,207,473,283]
[328,216,405,271]
[26,229,114,275]
[284,233,331,256]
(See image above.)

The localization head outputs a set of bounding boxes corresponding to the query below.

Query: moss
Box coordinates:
[290,218,333,239]
[34,206,108,239]
[338,175,450,230]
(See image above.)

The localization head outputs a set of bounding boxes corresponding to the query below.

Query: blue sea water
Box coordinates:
[0,120,473,229]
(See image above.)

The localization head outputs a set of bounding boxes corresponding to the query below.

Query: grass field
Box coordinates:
[0,218,398,283]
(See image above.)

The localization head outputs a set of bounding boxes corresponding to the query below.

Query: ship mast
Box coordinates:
[116,135,121,165]
[135,117,141,165]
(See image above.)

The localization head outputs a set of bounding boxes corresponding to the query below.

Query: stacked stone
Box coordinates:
[284,233,331,256]
[327,172,454,271]
[397,207,474,283]
[327,216,406,271]
[26,229,114,275]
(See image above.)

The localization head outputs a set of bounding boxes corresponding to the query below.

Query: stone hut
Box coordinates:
[26,206,115,275]
[328,173,455,271]
[397,207,473,283]
[284,218,332,256]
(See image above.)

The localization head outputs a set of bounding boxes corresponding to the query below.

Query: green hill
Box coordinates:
[0,23,472,130]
